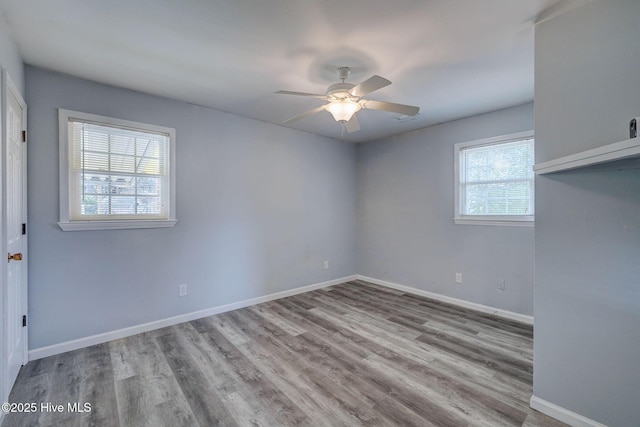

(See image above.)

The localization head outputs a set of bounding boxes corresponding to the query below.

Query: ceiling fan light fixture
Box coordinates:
[325,99,361,122]
[277,67,419,133]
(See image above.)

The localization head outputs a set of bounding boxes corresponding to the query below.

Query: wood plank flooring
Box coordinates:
[2,280,566,426]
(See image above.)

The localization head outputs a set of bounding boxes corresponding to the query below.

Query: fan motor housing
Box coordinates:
[326,82,356,101]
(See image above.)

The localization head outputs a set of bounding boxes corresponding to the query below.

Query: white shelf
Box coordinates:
[534,137,640,174]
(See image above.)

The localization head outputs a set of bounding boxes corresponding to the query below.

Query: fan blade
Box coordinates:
[282,105,327,124]
[362,99,420,116]
[344,114,360,133]
[349,75,391,97]
[275,90,327,99]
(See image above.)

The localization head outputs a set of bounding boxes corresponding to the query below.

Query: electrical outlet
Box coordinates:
[324,260,329,270]
[497,279,506,291]
[455,273,462,284]
[179,284,187,297]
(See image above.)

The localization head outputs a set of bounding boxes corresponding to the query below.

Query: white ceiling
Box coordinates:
[0,0,590,142]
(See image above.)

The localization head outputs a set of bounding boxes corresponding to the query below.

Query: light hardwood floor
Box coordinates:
[2,280,565,426]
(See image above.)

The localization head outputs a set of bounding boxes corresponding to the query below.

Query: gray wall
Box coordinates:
[0,13,23,94]
[534,1,640,425]
[26,66,357,349]
[356,103,535,315]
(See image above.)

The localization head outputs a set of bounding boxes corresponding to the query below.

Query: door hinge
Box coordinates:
[22,223,26,235]
[21,130,26,143]
[22,315,27,327]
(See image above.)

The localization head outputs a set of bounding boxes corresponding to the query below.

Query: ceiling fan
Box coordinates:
[275,67,420,133]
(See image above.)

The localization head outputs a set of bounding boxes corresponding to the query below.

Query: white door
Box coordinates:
[3,70,27,401]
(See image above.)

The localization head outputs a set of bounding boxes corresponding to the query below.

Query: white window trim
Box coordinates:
[453,130,534,227]
[58,109,177,231]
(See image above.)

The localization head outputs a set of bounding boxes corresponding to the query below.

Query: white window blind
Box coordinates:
[59,109,177,231]
[454,132,534,226]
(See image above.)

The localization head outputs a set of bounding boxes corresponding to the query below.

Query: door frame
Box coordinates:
[1,68,28,404]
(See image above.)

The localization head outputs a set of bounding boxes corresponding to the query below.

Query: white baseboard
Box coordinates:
[28,273,532,360]
[530,395,607,427]
[355,275,534,325]
[28,275,357,361]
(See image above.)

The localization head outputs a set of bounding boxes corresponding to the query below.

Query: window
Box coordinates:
[58,109,177,231]
[454,131,534,226]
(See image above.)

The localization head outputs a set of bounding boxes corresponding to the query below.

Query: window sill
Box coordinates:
[58,219,178,231]
[453,217,534,227]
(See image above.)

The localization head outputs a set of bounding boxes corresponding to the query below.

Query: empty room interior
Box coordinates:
[0,0,638,426]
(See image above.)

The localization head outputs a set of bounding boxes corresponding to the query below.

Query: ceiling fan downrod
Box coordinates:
[337,66,351,82]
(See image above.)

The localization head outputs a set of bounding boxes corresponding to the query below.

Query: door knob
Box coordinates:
[7,252,22,262]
